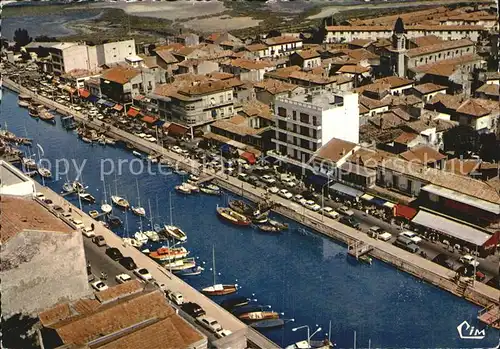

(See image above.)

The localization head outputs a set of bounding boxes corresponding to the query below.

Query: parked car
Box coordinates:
[81,227,95,238]
[171,145,182,154]
[166,290,184,305]
[92,235,106,247]
[293,194,304,203]
[35,192,46,201]
[115,273,132,284]
[181,302,206,318]
[433,254,455,270]
[153,281,167,291]
[394,236,419,253]
[261,174,276,184]
[459,254,480,268]
[197,316,222,333]
[53,205,64,213]
[134,267,153,281]
[321,207,339,219]
[91,281,108,292]
[119,257,137,270]
[43,198,53,205]
[267,186,280,194]
[215,329,232,339]
[338,206,355,216]
[304,200,321,211]
[399,231,422,244]
[279,189,293,199]
[339,216,360,229]
[105,247,123,261]
[70,218,85,229]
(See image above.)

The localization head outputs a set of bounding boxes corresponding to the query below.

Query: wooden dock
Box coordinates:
[478,304,500,329]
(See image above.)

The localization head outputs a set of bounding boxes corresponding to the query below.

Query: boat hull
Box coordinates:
[202,285,237,296]
[239,311,279,321]
[217,207,251,226]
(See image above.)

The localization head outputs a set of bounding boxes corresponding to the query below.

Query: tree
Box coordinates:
[442,125,480,157]
[13,28,32,50]
[34,35,59,42]
[267,30,281,38]
[37,45,50,58]
[147,43,156,55]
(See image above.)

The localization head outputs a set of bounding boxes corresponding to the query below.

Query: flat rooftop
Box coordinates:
[284,90,354,110]
[0,160,31,186]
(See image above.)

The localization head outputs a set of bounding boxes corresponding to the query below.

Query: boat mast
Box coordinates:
[169,192,173,226]
[102,179,108,204]
[37,144,45,187]
[135,178,141,207]
[125,208,129,238]
[353,331,357,349]
[212,245,216,286]
[148,199,154,230]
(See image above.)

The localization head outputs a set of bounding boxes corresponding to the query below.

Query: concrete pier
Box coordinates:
[4,78,499,311]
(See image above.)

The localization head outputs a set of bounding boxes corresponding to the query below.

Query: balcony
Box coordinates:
[271,138,317,154]
[273,127,321,143]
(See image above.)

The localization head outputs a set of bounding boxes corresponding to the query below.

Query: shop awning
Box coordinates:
[113,104,123,111]
[308,174,330,186]
[78,89,90,98]
[240,151,256,165]
[329,183,364,199]
[361,194,374,201]
[141,115,158,124]
[103,100,115,108]
[411,210,494,247]
[154,120,166,127]
[87,95,98,103]
[97,98,107,105]
[127,108,140,117]
[393,204,417,220]
[167,123,189,137]
[63,85,76,94]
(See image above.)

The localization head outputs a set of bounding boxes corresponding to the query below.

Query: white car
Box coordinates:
[153,281,167,291]
[293,194,304,202]
[321,207,339,219]
[238,173,248,180]
[459,254,480,268]
[167,290,184,305]
[279,189,293,199]
[70,218,85,229]
[304,200,321,211]
[267,186,280,194]
[338,206,355,216]
[261,175,276,184]
[115,273,132,284]
[134,268,153,281]
[172,146,182,154]
[91,281,108,292]
[197,316,222,333]
[35,192,46,201]
[399,231,422,244]
[81,227,95,238]
[145,136,157,143]
[136,132,146,138]
[285,180,297,188]
[215,329,232,339]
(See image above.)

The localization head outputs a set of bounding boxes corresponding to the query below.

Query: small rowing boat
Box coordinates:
[200,186,221,195]
[174,266,203,276]
[220,297,250,310]
[89,210,99,218]
[132,150,142,158]
[175,184,191,194]
[183,182,199,193]
[81,136,92,144]
[123,237,143,248]
[258,224,281,233]
[21,157,37,170]
[131,206,146,216]
[134,231,149,245]
[269,219,289,230]
[108,215,122,226]
[38,167,52,178]
[101,203,112,214]
[216,206,251,226]
[78,192,96,203]
[111,195,130,209]
[144,230,160,242]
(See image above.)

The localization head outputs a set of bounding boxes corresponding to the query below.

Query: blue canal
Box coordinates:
[1,88,498,348]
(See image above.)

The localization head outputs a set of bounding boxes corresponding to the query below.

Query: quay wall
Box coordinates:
[4,79,498,311]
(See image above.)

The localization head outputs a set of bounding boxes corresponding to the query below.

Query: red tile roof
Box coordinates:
[101,67,140,85]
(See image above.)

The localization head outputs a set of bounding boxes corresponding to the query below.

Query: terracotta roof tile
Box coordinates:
[406,39,474,58]
[265,65,301,80]
[40,303,72,327]
[414,83,447,94]
[445,158,480,175]
[315,138,358,163]
[178,79,234,96]
[296,50,320,60]
[101,67,140,85]
[224,58,275,70]
[456,99,491,117]
[245,43,267,52]
[410,54,484,75]
[254,79,298,94]
[400,145,447,164]
[348,39,374,47]
[394,131,418,144]
[476,83,500,96]
[95,280,144,304]
[155,50,179,64]
[409,35,444,47]
[337,64,370,74]
[264,36,302,46]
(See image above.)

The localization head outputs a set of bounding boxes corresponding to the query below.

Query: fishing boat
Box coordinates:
[228,200,254,216]
[108,214,122,226]
[18,95,31,108]
[220,297,250,310]
[134,231,149,245]
[28,105,39,118]
[250,319,285,329]
[163,257,196,271]
[149,246,189,262]
[38,167,52,178]
[144,230,160,242]
[200,186,221,195]
[21,157,37,170]
[105,137,116,145]
[201,245,238,296]
[173,266,203,276]
[238,311,279,321]
[123,237,143,248]
[39,109,56,123]
[258,224,281,233]
[359,255,373,265]
[111,195,130,209]
[252,212,268,224]
[78,192,96,203]
[269,219,289,230]
[216,206,251,226]
[184,182,199,193]
[89,210,99,218]
[175,184,191,194]
[131,179,146,216]
[188,174,199,183]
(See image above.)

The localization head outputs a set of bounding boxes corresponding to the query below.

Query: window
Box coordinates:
[113,47,116,50]
[277,107,287,117]
[292,110,296,120]
[299,112,309,124]
[132,84,138,89]
[219,95,223,103]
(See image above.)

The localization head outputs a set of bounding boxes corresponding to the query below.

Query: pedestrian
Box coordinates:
[69,207,72,213]
[100,272,105,280]
[91,223,95,231]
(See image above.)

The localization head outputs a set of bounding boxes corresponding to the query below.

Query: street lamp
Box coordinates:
[292,325,322,348]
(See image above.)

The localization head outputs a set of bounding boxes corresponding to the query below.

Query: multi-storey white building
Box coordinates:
[272,90,359,167]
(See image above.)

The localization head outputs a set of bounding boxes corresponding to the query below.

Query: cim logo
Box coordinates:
[457,320,486,340]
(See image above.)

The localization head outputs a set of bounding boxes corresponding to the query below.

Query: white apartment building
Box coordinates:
[272,90,359,167]
[155,80,236,127]
[325,25,484,43]
[263,36,303,58]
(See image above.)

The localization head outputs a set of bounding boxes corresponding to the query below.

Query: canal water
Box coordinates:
[1,88,498,348]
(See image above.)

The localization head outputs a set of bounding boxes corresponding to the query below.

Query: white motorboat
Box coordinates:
[72,181,85,193]
[105,138,116,145]
[147,154,158,163]
[163,257,196,271]
[101,203,112,214]
[131,206,146,216]
[164,225,187,242]
[144,230,160,242]
[123,237,143,248]
[38,167,52,178]
[62,182,74,193]
[21,157,37,170]
[175,184,191,194]
[134,231,149,244]
[78,192,96,203]
[183,182,199,193]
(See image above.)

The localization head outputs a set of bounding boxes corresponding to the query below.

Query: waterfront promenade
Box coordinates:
[4,78,499,312]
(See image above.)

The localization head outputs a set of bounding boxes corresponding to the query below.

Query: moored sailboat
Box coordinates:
[238,311,279,321]
[163,257,196,271]
[131,179,146,216]
[38,167,52,178]
[163,193,188,242]
[78,192,96,203]
[201,245,238,296]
